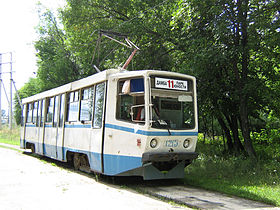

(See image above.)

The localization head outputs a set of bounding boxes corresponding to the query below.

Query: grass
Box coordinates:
[0,126,20,146]
[184,135,280,206]
[2,126,280,206]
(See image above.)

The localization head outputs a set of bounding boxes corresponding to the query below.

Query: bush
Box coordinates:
[184,133,280,206]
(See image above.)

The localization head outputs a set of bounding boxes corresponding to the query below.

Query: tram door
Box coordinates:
[90,82,106,173]
[20,105,27,149]
[38,100,45,155]
[44,95,64,160]
[56,94,65,161]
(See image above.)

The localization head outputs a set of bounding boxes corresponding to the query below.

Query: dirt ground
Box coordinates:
[0,147,188,210]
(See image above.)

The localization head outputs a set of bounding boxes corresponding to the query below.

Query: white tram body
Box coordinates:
[21,69,198,180]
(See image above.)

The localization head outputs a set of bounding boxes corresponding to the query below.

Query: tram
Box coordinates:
[20,68,198,180]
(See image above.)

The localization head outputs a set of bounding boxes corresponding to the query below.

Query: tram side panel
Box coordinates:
[21,103,40,151]
[24,124,39,150]
[62,125,103,173]
[103,121,145,176]
[59,82,106,173]
[63,125,90,160]
[103,77,144,176]
[44,125,57,158]
[20,104,27,149]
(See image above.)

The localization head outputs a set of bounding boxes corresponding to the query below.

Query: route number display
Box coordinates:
[155,77,188,91]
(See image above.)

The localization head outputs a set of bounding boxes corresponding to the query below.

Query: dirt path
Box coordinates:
[0,146,188,210]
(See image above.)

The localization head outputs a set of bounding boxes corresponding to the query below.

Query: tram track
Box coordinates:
[136,184,275,209]
[110,177,275,209]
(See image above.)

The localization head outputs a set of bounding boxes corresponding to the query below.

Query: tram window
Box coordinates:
[37,101,41,127]
[116,78,145,123]
[59,94,65,127]
[27,103,33,123]
[32,101,38,125]
[53,96,59,127]
[46,97,54,123]
[130,78,144,92]
[32,101,39,126]
[21,104,26,126]
[67,91,79,122]
[40,99,45,127]
[119,78,144,94]
[117,95,133,120]
[93,83,105,128]
[80,87,94,122]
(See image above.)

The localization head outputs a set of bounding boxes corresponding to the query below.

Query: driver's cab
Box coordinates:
[116,74,195,131]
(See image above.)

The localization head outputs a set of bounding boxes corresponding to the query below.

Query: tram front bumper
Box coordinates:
[142,152,198,163]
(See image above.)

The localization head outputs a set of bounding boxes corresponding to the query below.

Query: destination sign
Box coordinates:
[155,77,188,91]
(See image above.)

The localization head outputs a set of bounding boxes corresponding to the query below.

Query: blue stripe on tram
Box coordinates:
[104,123,198,136]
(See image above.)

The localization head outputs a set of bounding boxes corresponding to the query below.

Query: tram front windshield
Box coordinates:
[150,77,195,130]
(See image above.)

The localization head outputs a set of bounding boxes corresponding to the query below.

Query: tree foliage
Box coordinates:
[16,0,280,158]
[35,6,80,91]
[170,0,280,157]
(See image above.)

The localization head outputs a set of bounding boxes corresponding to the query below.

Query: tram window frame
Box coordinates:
[53,96,59,127]
[80,86,94,123]
[32,101,39,125]
[27,103,33,123]
[66,91,80,122]
[116,77,145,124]
[46,97,54,124]
[40,99,45,127]
[59,94,65,127]
[21,104,26,126]
[93,82,105,128]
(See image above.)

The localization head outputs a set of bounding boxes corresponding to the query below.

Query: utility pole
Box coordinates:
[0,52,19,130]
[9,52,13,130]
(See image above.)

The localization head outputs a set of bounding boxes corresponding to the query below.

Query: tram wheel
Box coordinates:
[31,144,35,154]
[79,155,91,173]
[73,153,81,170]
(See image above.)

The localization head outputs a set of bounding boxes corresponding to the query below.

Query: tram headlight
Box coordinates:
[150,139,158,148]
[183,139,190,148]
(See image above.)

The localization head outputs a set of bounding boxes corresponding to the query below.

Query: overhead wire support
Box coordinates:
[91,30,140,70]
[12,80,22,109]
[0,79,10,110]
[0,51,20,129]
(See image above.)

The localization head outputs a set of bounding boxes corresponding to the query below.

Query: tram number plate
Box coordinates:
[165,140,178,147]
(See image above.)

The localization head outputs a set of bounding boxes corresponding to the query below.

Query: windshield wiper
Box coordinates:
[157,120,171,135]
[167,126,171,136]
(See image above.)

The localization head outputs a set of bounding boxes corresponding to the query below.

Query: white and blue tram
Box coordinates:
[20,69,198,180]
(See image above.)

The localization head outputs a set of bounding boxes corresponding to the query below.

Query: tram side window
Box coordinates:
[40,99,45,127]
[27,103,33,123]
[67,91,79,122]
[116,78,145,123]
[46,97,54,123]
[32,101,38,125]
[117,94,133,120]
[53,96,59,127]
[59,94,65,127]
[93,83,105,128]
[21,104,26,126]
[80,87,94,122]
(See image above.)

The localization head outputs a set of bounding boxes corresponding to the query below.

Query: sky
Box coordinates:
[0,0,66,114]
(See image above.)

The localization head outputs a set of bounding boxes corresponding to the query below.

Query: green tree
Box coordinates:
[18,0,280,158]
[61,0,176,71]
[35,6,80,91]
[171,0,280,157]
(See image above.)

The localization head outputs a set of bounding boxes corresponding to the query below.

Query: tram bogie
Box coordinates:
[20,68,198,180]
